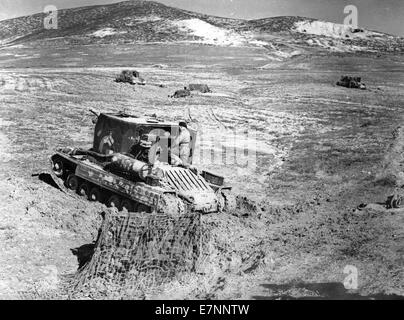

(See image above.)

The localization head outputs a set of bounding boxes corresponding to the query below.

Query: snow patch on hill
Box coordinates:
[294,20,383,39]
[134,15,162,23]
[91,28,127,38]
[305,37,369,52]
[173,18,245,46]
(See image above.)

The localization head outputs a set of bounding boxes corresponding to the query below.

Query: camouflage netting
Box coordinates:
[70,209,205,299]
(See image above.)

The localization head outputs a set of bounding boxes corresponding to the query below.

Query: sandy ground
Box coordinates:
[0,43,403,299]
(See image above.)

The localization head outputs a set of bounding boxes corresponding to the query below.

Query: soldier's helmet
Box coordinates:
[179,121,188,129]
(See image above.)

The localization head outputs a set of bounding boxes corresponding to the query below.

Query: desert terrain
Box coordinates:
[0,0,403,299]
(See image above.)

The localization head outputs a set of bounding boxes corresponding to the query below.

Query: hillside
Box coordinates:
[0,1,240,45]
[0,0,403,55]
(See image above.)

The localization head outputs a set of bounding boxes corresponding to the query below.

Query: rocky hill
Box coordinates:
[0,0,402,54]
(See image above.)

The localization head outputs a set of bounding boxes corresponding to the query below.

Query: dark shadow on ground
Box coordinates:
[253,282,404,300]
[37,173,60,190]
[71,243,96,269]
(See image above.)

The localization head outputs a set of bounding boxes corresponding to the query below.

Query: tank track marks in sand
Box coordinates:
[219,190,259,218]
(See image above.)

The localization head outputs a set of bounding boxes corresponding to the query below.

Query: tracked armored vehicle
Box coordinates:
[115,70,145,85]
[336,76,366,90]
[49,111,236,216]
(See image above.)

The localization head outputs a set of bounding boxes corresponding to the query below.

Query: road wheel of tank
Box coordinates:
[89,187,103,203]
[66,174,79,192]
[221,190,237,215]
[77,182,90,199]
[121,199,135,212]
[52,158,64,177]
[106,195,122,210]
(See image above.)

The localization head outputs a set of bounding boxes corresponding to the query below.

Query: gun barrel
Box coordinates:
[89,108,100,117]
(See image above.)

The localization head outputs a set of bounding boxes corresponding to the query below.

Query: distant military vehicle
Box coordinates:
[170,87,191,98]
[336,76,366,90]
[115,70,145,85]
[49,111,236,216]
[189,84,211,93]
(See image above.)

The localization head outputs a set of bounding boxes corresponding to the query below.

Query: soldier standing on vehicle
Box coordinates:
[170,121,191,166]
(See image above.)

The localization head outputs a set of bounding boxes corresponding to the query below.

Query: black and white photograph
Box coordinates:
[0,0,403,303]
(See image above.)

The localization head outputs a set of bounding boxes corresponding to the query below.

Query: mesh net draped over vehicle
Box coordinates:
[72,210,205,297]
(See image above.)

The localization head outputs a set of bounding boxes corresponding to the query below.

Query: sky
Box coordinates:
[0,0,403,36]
